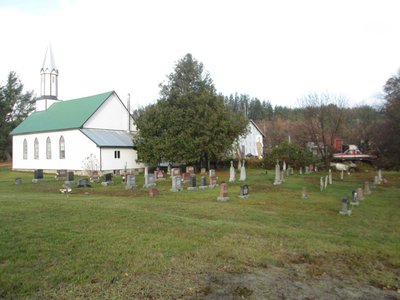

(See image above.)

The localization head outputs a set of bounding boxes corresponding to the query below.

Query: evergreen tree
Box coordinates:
[0,71,34,160]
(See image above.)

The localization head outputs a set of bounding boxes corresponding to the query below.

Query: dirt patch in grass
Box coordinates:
[201,265,400,299]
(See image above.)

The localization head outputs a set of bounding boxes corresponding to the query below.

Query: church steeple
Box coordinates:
[36,44,60,111]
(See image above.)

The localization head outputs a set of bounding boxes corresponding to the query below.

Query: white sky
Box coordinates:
[1,0,400,109]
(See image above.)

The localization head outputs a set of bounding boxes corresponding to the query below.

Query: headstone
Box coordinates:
[283,160,286,172]
[239,160,246,181]
[328,169,332,185]
[199,176,208,189]
[299,167,303,175]
[273,161,281,185]
[351,190,359,206]
[301,187,308,199]
[55,169,67,180]
[209,169,216,178]
[364,181,371,195]
[209,176,217,188]
[77,178,91,188]
[237,160,242,173]
[229,160,235,183]
[377,169,382,184]
[290,167,294,175]
[200,167,206,174]
[374,175,379,185]
[340,170,344,180]
[239,184,249,199]
[186,166,194,174]
[67,171,74,182]
[324,175,328,189]
[187,174,197,190]
[320,177,324,192]
[101,173,113,186]
[154,169,165,181]
[90,171,100,182]
[167,164,171,175]
[171,168,181,176]
[182,172,191,183]
[286,166,290,177]
[280,171,285,183]
[315,166,318,172]
[171,175,182,192]
[144,166,148,177]
[339,197,352,215]
[15,178,22,185]
[305,166,310,174]
[143,173,156,188]
[309,164,313,172]
[217,182,229,201]
[32,169,44,183]
[149,187,159,197]
[356,187,364,201]
[125,174,137,190]
[60,182,72,195]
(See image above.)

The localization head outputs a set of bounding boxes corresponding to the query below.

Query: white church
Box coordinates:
[10,46,144,174]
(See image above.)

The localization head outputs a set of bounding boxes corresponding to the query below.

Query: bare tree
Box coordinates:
[298,92,347,167]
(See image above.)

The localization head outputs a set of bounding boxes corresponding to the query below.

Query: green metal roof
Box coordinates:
[10,91,114,135]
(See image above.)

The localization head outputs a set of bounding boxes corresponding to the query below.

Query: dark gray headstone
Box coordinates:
[339,196,352,215]
[105,173,112,182]
[67,171,74,181]
[15,178,22,185]
[77,178,91,188]
[125,174,137,190]
[34,169,43,179]
[239,184,249,198]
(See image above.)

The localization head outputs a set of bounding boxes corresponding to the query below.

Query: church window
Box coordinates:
[59,136,65,159]
[23,139,28,160]
[46,137,52,159]
[34,138,39,159]
[114,150,120,159]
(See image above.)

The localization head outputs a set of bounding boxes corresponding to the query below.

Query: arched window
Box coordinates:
[59,136,65,159]
[23,139,28,160]
[34,138,39,160]
[46,137,52,159]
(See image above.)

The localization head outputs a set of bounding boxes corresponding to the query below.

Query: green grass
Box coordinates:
[0,167,399,298]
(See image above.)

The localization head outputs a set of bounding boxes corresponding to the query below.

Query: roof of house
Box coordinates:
[10,91,114,135]
[80,129,134,148]
[250,120,265,137]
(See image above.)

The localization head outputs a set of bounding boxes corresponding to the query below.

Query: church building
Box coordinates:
[10,45,143,174]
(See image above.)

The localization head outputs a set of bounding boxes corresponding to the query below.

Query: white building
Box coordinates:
[236,120,265,159]
[10,46,144,174]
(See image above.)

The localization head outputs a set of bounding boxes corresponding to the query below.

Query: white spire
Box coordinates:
[42,43,57,72]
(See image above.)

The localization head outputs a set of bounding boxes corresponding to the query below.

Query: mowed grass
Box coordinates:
[0,167,399,298]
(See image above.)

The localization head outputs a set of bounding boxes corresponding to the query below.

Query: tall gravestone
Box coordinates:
[217,182,229,201]
[171,175,182,192]
[356,187,364,201]
[199,176,208,189]
[273,161,281,185]
[125,174,137,190]
[229,160,235,183]
[239,160,246,181]
[143,173,156,188]
[187,174,197,190]
[301,187,308,199]
[32,169,44,183]
[364,181,371,195]
[328,169,332,185]
[320,177,324,192]
[239,184,249,199]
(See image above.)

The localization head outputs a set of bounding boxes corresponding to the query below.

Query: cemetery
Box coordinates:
[0,163,399,299]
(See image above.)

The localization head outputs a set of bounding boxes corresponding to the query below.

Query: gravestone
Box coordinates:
[339,197,352,215]
[170,175,182,192]
[125,174,137,190]
[101,173,113,186]
[200,167,206,174]
[229,160,236,183]
[154,169,165,181]
[239,184,249,199]
[60,182,72,195]
[143,174,156,188]
[67,171,74,182]
[290,167,294,175]
[209,176,217,188]
[301,187,308,199]
[171,168,181,176]
[364,181,371,195]
[187,174,197,190]
[324,175,328,189]
[167,164,171,175]
[377,169,382,184]
[239,160,246,181]
[305,166,310,174]
[315,166,318,172]
[209,169,216,178]
[186,166,195,174]
[280,171,285,183]
[328,169,332,185]
[273,161,281,185]
[32,169,44,183]
[351,190,359,206]
[237,160,242,173]
[77,178,91,188]
[299,167,303,175]
[374,175,379,185]
[285,166,290,177]
[149,187,160,197]
[217,182,229,201]
[90,171,100,182]
[340,170,344,180]
[182,172,191,183]
[356,187,364,201]
[282,160,286,172]
[55,169,67,180]
[320,177,324,192]
[199,176,208,189]
[15,178,22,185]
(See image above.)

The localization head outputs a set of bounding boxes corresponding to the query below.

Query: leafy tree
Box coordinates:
[264,140,317,169]
[134,54,248,168]
[375,70,400,169]
[0,71,34,160]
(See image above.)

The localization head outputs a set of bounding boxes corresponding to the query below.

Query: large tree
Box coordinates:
[0,71,35,160]
[133,54,248,168]
[375,70,400,168]
[298,92,347,167]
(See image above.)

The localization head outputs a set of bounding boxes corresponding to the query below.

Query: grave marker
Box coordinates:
[171,175,182,192]
[239,184,249,199]
[217,182,229,201]
[239,160,246,181]
[339,197,352,215]
[229,160,235,183]
[125,174,137,190]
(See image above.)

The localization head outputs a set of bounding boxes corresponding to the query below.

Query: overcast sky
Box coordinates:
[1,0,399,109]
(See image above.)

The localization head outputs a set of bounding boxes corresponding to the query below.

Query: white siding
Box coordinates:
[238,122,264,158]
[12,130,99,171]
[100,148,141,171]
[84,94,131,131]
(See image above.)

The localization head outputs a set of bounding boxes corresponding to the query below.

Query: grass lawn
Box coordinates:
[0,166,399,299]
